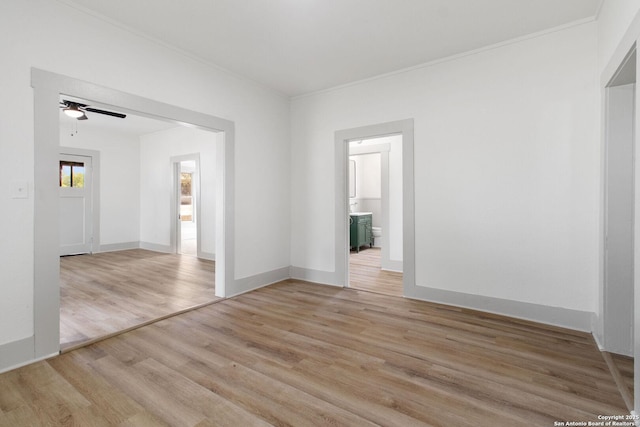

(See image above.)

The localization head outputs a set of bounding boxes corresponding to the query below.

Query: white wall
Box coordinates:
[139,127,216,256]
[0,0,290,348]
[355,153,381,199]
[291,22,599,314]
[59,116,141,247]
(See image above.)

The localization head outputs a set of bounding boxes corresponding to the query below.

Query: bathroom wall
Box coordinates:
[350,152,382,230]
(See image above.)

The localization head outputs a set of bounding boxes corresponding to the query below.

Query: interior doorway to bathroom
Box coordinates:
[347,135,403,296]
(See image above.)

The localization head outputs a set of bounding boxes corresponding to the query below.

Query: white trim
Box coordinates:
[294,18,596,100]
[288,267,593,332]
[349,143,390,155]
[335,119,415,294]
[139,241,173,253]
[0,351,59,376]
[594,0,605,20]
[31,68,235,364]
[592,325,605,352]
[381,261,403,273]
[199,251,215,261]
[289,266,341,286]
[601,14,640,87]
[0,336,35,373]
[406,285,593,332]
[228,267,291,298]
[98,242,140,252]
[53,0,288,99]
[598,7,640,414]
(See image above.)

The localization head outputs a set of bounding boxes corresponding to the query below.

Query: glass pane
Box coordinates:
[72,165,85,188]
[60,164,71,187]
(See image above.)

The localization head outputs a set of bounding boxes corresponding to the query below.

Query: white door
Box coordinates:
[59,154,93,256]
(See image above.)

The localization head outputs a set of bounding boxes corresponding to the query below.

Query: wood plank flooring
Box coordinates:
[60,249,219,351]
[608,353,635,411]
[2,280,629,426]
[349,247,403,296]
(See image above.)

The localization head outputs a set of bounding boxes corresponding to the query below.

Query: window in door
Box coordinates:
[60,161,85,188]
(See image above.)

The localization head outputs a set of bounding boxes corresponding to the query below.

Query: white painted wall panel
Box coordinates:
[291,22,599,312]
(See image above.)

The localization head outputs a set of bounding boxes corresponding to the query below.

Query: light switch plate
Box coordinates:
[11,181,29,199]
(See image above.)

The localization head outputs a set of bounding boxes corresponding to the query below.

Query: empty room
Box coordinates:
[1,0,640,425]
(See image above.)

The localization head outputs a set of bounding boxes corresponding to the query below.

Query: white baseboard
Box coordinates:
[381,260,403,272]
[0,336,35,374]
[198,251,215,261]
[139,241,173,253]
[98,241,140,253]
[289,266,341,286]
[228,267,291,298]
[406,284,593,332]
[289,267,593,332]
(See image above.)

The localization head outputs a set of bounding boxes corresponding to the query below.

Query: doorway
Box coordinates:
[173,155,201,257]
[180,163,197,256]
[348,136,403,296]
[32,68,235,360]
[334,119,415,297]
[57,105,221,350]
[601,46,636,412]
[602,48,636,357]
[59,153,93,256]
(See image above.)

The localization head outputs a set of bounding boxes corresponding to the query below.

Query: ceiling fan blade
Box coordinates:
[61,100,88,108]
[84,107,126,119]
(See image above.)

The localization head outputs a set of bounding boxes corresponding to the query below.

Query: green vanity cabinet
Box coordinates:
[350,213,373,252]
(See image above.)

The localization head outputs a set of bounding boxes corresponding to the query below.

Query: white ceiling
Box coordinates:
[62,0,601,96]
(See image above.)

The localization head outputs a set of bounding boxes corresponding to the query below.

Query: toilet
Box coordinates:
[372,226,382,247]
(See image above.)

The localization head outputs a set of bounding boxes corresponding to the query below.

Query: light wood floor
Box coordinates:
[1,280,629,426]
[608,352,635,411]
[349,247,403,296]
[60,249,218,351]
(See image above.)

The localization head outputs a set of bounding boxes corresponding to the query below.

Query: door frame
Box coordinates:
[602,71,635,357]
[32,68,235,360]
[171,154,202,257]
[334,119,415,294]
[599,14,640,412]
[59,147,100,255]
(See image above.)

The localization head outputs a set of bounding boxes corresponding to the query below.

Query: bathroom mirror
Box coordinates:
[349,159,356,198]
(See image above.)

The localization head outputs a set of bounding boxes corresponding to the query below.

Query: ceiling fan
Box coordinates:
[60,99,127,120]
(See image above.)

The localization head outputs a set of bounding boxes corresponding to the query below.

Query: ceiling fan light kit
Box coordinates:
[63,105,85,118]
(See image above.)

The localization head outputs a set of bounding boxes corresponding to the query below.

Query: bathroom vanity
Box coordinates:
[350,212,373,252]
